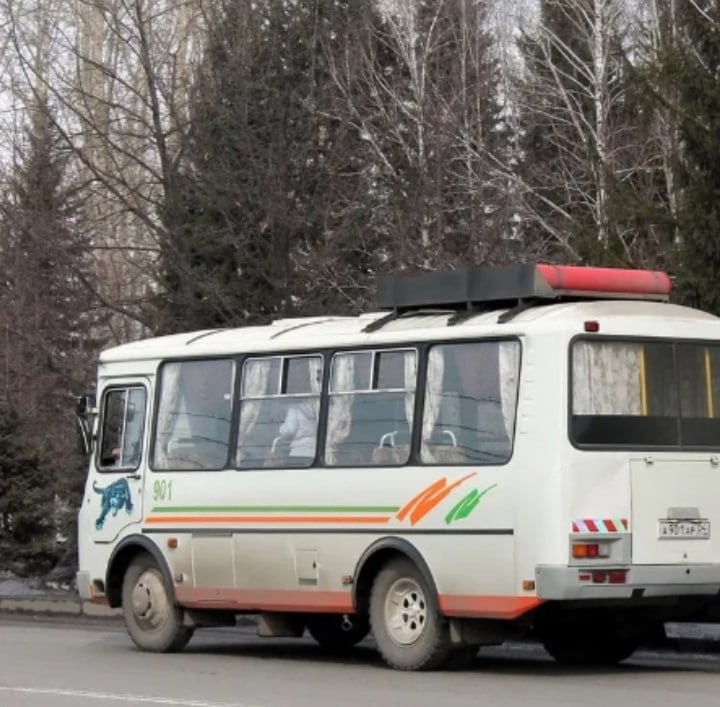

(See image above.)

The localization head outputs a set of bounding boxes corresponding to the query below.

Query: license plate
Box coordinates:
[658,520,710,539]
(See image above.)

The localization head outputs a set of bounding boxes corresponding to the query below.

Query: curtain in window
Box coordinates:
[154,363,183,468]
[498,341,520,439]
[573,342,642,414]
[308,357,323,394]
[306,356,323,422]
[326,354,355,464]
[421,347,445,462]
[403,351,417,428]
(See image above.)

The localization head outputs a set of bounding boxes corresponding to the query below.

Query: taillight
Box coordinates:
[578,569,628,584]
[608,570,627,584]
[572,542,610,559]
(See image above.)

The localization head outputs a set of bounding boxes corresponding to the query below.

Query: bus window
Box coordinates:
[237,355,323,469]
[421,341,519,465]
[644,343,677,416]
[571,340,677,446]
[153,359,234,470]
[678,344,720,418]
[571,339,720,447]
[98,386,146,470]
[678,343,720,445]
[325,349,416,467]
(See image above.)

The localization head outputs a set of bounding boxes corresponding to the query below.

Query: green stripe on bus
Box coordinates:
[150,505,401,513]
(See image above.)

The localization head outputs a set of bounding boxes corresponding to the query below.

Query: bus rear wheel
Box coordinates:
[369,558,451,670]
[121,553,193,653]
[306,613,370,649]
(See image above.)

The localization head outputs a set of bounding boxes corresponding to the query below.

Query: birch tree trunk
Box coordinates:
[328,0,514,273]
[518,0,650,262]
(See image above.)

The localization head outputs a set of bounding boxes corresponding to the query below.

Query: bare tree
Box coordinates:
[627,0,719,264]
[6,0,207,337]
[327,0,516,275]
[517,0,657,263]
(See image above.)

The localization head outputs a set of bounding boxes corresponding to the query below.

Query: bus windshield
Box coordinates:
[571,339,720,448]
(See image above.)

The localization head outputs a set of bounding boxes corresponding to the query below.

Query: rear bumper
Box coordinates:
[536,564,720,601]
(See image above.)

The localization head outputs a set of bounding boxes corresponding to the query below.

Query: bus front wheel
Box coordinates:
[121,553,193,652]
[369,558,451,670]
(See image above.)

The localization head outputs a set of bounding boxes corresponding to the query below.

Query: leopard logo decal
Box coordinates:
[93,478,133,530]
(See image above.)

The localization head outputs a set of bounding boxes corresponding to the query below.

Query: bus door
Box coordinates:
[89,381,149,544]
[631,457,720,565]
[630,342,720,565]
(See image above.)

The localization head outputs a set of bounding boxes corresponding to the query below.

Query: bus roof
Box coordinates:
[99,299,720,365]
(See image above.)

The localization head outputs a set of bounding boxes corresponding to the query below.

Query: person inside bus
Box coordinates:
[276,361,320,467]
[277,397,318,466]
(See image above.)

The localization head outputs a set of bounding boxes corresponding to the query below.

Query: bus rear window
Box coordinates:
[571,339,720,448]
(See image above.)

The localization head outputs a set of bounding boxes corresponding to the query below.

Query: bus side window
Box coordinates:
[98,386,147,470]
[153,360,234,470]
[236,355,323,469]
[325,349,416,467]
[421,341,519,465]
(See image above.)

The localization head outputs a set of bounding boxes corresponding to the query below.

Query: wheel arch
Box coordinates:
[352,536,438,616]
[106,534,174,608]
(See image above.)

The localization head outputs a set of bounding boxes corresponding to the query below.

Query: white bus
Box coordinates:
[76,264,720,670]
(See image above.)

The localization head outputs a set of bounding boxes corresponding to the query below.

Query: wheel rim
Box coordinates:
[384,576,428,646]
[130,568,170,632]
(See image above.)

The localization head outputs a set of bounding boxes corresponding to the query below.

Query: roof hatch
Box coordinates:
[376,264,671,315]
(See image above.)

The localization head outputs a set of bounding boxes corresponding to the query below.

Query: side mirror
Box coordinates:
[76,394,97,456]
[76,394,96,417]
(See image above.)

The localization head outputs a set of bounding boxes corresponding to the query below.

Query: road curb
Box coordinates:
[0,595,121,618]
[0,594,259,627]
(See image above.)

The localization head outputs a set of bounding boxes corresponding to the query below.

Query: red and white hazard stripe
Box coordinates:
[572,518,629,533]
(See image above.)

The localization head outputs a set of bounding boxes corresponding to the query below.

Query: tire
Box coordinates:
[542,628,638,666]
[369,558,451,670]
[306,613,370,650]
[121,553,193,653]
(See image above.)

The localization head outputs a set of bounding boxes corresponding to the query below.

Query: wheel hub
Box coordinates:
[130,569,168,630]
[384,577,427,646]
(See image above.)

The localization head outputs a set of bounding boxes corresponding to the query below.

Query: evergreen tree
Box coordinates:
[157,0,370,331]
[157,0,512,330]
[671,3,720,314]
[0,98,96,571]
[617,0,683,272]
[0,404,55,574]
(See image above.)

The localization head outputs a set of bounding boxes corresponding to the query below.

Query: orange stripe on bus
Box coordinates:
[174,587,353,614]
[145,515,391,525]
[438,595,543,620]
[396,473,476,526]
[175,585,540,619]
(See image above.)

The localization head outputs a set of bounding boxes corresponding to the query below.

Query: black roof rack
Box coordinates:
[376,264,671,316]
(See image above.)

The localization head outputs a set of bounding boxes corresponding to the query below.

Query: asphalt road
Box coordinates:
[2,616,720,707]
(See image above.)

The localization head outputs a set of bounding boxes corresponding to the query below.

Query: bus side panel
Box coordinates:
[510,334,566,593]
[145,466,517,615]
